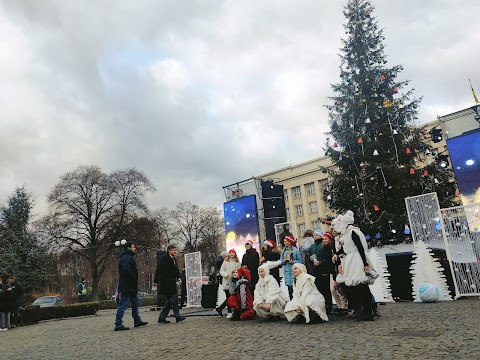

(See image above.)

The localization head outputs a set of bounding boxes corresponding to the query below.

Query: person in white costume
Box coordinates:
[253,261,288,321]
[284,263,329,324]
[335,210,375,321]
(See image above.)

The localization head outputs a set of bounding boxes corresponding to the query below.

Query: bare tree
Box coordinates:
[39,165,155,300]
[153,207,178,247]
[197,207,225,271]
[170,201,204,253]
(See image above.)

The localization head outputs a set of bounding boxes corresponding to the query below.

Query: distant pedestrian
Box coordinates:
[114,242,148,331]
[7,276,23,328]
[77,278,87,303]
[154,244,186,324]
[0,279,13,331]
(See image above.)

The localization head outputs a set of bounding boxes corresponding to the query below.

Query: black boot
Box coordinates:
[230,311,241,321]
[215,307,224,317]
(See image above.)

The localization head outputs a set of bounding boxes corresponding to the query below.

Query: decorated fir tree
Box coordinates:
[323,0,457,236]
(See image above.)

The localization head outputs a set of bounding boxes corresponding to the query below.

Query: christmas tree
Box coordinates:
[323,0,457,237]
[410,240,452,301]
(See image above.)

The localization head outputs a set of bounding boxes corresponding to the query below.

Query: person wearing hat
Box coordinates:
[308,230,334,314]
[253,261,287,321]
[260,240,281,284]
[300,230,316,274]
[280,235,303,300]
[241,240,260,293]
[336,210,375,321]
[284,263,329,324]
[226,268,255,321]
[216,249,241,319]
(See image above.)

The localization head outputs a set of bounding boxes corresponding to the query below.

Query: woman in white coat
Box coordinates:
[284,263,329,324]
[216,249,241,319]
[253,261,288,321]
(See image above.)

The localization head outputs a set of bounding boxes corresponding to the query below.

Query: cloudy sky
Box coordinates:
[0,0,479,216]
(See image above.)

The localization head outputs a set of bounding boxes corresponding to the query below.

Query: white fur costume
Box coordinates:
[284,263,329,323]
[253,261,288,318]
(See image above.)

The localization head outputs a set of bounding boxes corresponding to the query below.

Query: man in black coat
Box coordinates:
[278,223,293,248]
[241,240,260,293]
[7,276,23,327]
[114,242,148,331]
[154,244,185,324]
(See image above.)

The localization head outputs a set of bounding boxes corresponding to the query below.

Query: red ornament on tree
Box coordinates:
[336,100,342,105]
[406,148,411,154]
[393,87,398,93]
[333,142,338,147]
[423,170,429,177]
[357,34,361,38]
[357,137,363,144]
[381,75,386,81]
[409,168,415,175]
[374,205,380,211]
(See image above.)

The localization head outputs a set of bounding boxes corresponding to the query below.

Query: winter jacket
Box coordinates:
[0,285,15,313]
[280,246,303,286]
[342,225,372,287]
[117,250,139,294]
[309,241,334,276]
[155,254,180,296]
[253,272,288,318]
[219,259,241,290]
[242,248,260,287]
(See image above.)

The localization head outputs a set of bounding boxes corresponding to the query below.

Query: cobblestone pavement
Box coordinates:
[3,298,480,360]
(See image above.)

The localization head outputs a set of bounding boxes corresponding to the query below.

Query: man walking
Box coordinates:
[154,244,185,324]
[77,278,87,303]
[114,242,148,331]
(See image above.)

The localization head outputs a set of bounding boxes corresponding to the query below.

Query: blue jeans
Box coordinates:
[115,292,141,328]
[159,293,180,320]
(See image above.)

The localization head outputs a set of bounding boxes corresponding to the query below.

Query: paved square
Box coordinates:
[3,298,480,359]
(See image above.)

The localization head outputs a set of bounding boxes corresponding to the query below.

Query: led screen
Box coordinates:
[447,129,480,204]
[223,195,260,259]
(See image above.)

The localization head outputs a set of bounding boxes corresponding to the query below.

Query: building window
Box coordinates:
[284,189,289,202]
[293,186,301,199]
[306,182,315,196]
[309,201,318,213]
[286,207,290,220]
[298,223,305,235]
[312,220,321,229]
[295,204,303,216]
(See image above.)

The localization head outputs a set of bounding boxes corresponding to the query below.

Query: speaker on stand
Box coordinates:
[261,180,286,243]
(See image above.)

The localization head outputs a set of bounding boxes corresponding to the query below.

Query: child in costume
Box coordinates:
[226,268,255,321]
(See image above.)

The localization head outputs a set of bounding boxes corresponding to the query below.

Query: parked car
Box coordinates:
[31,296,64,308]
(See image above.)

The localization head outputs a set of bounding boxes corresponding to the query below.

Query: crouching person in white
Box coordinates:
[253,261,287,321]
[284,264,329,324]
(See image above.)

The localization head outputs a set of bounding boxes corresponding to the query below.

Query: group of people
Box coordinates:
[215,211,378,323]
[0,276,24,331]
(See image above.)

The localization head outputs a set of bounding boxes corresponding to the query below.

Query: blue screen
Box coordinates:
[447,129,480,204]
[223,195,260,257]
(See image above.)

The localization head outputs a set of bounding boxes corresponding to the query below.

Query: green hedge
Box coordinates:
[32,296,157,321]
[39,302,99,321]
[98,296,156,310]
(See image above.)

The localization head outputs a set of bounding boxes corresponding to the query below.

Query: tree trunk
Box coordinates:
[90,261,100,301]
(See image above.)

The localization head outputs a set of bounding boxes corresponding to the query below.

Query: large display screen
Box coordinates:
[223,195,260,259]
[447,129,480,204]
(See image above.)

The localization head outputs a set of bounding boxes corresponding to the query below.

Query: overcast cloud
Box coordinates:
[0,0,479,216]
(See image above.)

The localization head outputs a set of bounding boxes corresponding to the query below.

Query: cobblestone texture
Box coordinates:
[2,298,480,360]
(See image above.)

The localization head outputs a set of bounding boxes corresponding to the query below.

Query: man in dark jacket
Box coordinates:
[278,223,293,248]
[7,276,23,327]
[114,242,148,331]
[241,240,260,293]
[154,244,185,324]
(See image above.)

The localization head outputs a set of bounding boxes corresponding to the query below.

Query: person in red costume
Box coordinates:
[226,268,255,321]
